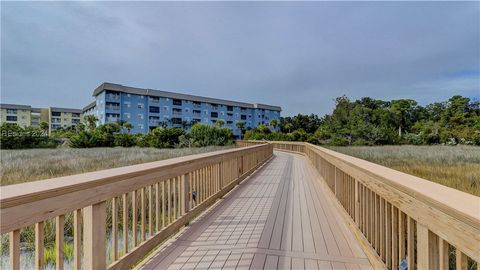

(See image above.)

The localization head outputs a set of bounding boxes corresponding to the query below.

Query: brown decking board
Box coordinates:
[137,152,372,270]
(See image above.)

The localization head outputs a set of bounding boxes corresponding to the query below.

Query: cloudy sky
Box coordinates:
[1,1,479,116]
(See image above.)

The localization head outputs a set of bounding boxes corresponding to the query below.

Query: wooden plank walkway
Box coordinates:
[137,151,372,270]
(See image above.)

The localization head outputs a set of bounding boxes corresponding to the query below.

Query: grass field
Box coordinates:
[0,146,234,186]
[327,145,480,196]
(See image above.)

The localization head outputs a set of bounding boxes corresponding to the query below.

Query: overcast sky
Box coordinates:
[1,1,479,116]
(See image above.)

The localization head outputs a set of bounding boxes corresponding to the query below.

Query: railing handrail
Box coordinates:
[252,140,480,225]
[0,143,268,234]
[238,140,480,265]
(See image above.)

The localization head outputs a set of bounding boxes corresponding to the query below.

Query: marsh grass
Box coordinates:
[0,145,234,268]
[327,145,480,196]
[0,146,234,186]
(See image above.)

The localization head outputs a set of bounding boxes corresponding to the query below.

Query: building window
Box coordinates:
[52,112,61,117]
[72,113,80,118]
[124,102,131,108]
[138,114,144,119]
[164,106,169,112]
[227,121,233,125]
[138,124,144,129]
[211,112,218,118]
[210,103,218,110]
[138,103,144,109]
[241,115,247,120]
[6,109,17,114]
[193,101,201,108]
[171,118,182,124]
[149,106,160,113]
[6,116,17,121]
[173,99,182,106]
[227,106,233,111]
[124,113,131,119]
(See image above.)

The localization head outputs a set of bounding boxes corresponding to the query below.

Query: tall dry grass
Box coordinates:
[0,146,234,186]
[327,145,480,196]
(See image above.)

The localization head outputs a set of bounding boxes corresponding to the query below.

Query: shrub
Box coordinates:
[114,134,137,147]
[146,127,185,148]
[0,123,55,149]
[190,124,234,147]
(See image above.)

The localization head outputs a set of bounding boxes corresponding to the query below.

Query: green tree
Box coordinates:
[270,119,278,130]
[84,115,98,130]
[236,122,246,139]
[215,120,225,127]
[390,99,418,137]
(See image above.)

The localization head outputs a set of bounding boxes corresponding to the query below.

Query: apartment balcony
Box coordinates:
[106,117,120,122]
[193,113,201,118]
[193,104,202,109]
[106,94,120,100]
[149,98,160,104]
[106,105,120,111]
[149,120,159,126]
[172,111,182,116]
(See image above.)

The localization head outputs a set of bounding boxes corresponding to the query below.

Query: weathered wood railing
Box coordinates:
[1,143,272,269]
[238,140,480,270]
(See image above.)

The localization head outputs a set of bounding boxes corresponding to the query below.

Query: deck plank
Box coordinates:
[137,152,372,270]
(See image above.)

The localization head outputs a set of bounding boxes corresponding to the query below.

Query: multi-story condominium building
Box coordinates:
[0,104,82,133]
[46,107,83,133]
[0,104,41,127]
[83,82,282,137]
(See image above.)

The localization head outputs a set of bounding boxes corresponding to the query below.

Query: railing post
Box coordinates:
[181,173,190,215]
[417,223,432,270]
[83,201,106,270]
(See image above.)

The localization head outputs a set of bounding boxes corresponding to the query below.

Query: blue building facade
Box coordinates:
[83,83,281,137]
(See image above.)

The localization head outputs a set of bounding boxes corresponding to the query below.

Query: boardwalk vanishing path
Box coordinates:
[137,151,372,270]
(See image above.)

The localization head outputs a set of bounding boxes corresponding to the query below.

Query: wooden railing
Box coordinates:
[1,143,273,269]
[238,140,480,270]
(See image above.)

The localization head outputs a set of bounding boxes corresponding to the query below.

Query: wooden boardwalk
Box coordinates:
[137,151,372,270]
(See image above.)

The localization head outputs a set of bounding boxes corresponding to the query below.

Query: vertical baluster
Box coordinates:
[386,203,391,269]
[189,172,193,209]
[123,193,129,254]
[416,223,430,269]
[149,185,153,237]
[380,198,385,261]
[407,217,415,269]
[456,249,468,270]
[112,197,118,261]
[375,194,379,254]
[10,229,20,270]
[399,211,405,262]
[73,210,82,269]
[173,177,177,220]
[56,215,65,270]
[438,239,449,270]
[141,187,146,241]
[162,181,166,228]
[392,206,399,269]
[132,190,138,247]
[35,222,45,270]
[156,183,160,232]
[167,179,171,224]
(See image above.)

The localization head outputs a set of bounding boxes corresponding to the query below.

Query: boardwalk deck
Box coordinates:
[137,151,372,270]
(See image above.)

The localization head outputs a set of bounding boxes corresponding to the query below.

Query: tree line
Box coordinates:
[245,95,480,146]
[0,116,235,149]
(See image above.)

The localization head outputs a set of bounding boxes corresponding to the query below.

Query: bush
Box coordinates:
[190,124,234,147]
[146,127,185,148]
[0,123,55,149]
[114,134,137,147]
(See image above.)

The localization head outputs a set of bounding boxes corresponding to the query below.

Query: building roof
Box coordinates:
[50,107,82,114]
[82,101,96,112]
[93,82,282,111]
[0,103,32,110]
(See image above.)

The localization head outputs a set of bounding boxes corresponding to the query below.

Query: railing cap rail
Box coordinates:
[0,143,269,209]
[252,140,480,226]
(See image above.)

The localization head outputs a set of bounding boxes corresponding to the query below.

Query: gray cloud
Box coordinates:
[1,1,479,116]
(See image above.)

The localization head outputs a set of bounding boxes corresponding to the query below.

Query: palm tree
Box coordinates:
[215,119,225,127]
[284,123,293,133]
[270,119,278,130]
[123,122,133,134]
[84,115,98,130]
[236,122,246,139]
